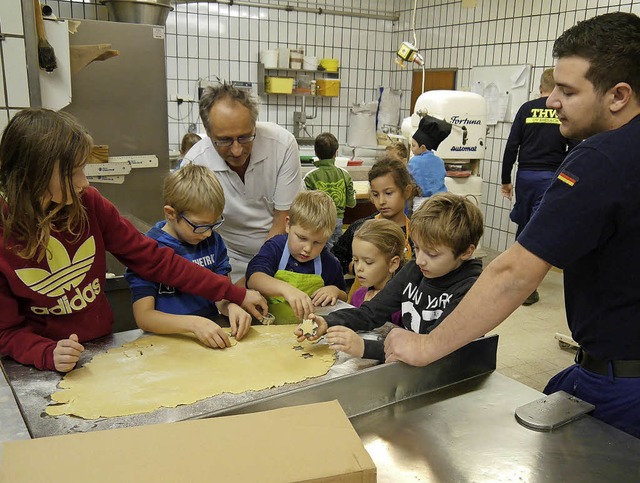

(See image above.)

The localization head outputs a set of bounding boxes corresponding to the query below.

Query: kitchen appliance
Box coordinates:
[403,90,486,205]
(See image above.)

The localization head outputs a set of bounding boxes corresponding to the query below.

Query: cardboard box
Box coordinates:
[0,400,376,482]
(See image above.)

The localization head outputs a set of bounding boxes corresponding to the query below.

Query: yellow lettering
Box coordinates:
[29,278,102,315]
[49,297,69,315]
[70,288,88,310]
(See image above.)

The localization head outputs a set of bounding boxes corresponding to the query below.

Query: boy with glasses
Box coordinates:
[125,164,258,349]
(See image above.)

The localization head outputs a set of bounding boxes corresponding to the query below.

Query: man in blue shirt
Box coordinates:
[385,12,640,439]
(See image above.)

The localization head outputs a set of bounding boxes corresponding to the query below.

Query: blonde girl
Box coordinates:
[325,219,406,357]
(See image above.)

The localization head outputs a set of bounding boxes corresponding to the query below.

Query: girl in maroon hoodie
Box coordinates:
[0,108,266,372]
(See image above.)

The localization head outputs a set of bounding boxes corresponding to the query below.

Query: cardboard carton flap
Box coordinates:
[1,400,375,482]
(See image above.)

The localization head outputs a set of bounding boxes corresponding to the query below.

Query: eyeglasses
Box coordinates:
[211,134,256,148]
[180,214,224,234]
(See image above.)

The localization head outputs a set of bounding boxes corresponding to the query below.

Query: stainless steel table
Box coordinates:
[2,327,639,481]
[353,372,640,482]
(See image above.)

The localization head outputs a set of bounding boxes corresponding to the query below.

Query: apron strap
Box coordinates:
[278,239,323,275]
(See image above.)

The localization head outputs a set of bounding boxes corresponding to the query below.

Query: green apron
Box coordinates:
[268,243,325,324]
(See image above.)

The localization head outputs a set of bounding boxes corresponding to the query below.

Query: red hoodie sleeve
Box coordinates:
[0,274,57,370]
[86,188,246,305]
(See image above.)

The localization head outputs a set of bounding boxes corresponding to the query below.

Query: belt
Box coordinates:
[575,348,640,378]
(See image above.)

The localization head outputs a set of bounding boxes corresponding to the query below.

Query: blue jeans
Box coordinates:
[544,364,640,438]
[511,170,555,238]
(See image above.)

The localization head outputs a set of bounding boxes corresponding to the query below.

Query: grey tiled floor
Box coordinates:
[482,248,576,392]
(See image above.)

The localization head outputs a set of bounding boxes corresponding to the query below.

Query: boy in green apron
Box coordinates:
[246,191,347,324]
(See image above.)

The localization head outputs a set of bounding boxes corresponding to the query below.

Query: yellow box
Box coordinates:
[265,76,294,94]
[320,57,340,72]
[317,78,340,97]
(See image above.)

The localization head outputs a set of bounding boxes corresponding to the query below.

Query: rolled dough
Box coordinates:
[46,325,335,419]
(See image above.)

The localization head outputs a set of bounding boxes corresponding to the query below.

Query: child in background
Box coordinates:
[300,193,484,362]
[180,133,201,160]
[408,115,450,212]
[0,109,266,372]
[125,164,252,349]
[331,158,416,291]
[246,190,347,324]
[303,132,356,249]
[385,141,409,164]
[173,133,201,170]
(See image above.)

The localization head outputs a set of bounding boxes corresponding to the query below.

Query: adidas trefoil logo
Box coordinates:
[16,236,101,315]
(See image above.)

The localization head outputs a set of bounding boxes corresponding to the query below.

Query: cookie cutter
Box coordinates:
[261,312,276,325]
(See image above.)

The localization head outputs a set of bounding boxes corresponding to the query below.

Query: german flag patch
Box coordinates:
[558,170,578,187]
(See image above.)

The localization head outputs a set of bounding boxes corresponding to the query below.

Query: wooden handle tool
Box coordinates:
[34,0,57,72]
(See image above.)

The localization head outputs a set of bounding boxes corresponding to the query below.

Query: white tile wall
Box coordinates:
[0,0,28,124]
[0,0,24,35]
[395,0,639,251]
[3,38,30,108]
[15,0,640,251]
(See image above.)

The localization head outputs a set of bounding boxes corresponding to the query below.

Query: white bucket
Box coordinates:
[303,55,319,70]
[260,50,278,68]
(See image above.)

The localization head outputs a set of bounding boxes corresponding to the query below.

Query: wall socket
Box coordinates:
[170,94,196,103]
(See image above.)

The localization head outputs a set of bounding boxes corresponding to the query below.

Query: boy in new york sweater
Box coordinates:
[297,192,484,362]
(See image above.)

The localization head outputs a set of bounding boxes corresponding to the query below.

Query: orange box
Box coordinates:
[317,78,340,97]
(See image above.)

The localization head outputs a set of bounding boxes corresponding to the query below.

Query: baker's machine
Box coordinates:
[402,90,486,210]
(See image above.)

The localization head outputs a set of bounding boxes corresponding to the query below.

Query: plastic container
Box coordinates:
[316,78,340,97]
[260,50,278,69]
[290,48,304,70]
[319,58,339,72]
[265,77,294,94]
[293,74,311,94]
[278,47,290,68]
[303,55,319,70]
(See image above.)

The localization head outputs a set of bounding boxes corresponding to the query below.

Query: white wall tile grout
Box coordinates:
[5,0,639,252]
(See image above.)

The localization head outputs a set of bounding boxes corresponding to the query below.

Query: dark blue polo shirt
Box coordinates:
[518,115,640,361]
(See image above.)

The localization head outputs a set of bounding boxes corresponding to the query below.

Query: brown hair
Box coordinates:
[314,132,339,160]
[385,141,409,163]
[288,190,337,238]
[164,164,225,218]
[540,68,555,96]
[368,156,419,198]
[553,12,640,101]
[0,108,91,261]
[180,133,201,157]
[199,83,260,133]
[410,192,484,257]
[354,218,406,267]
